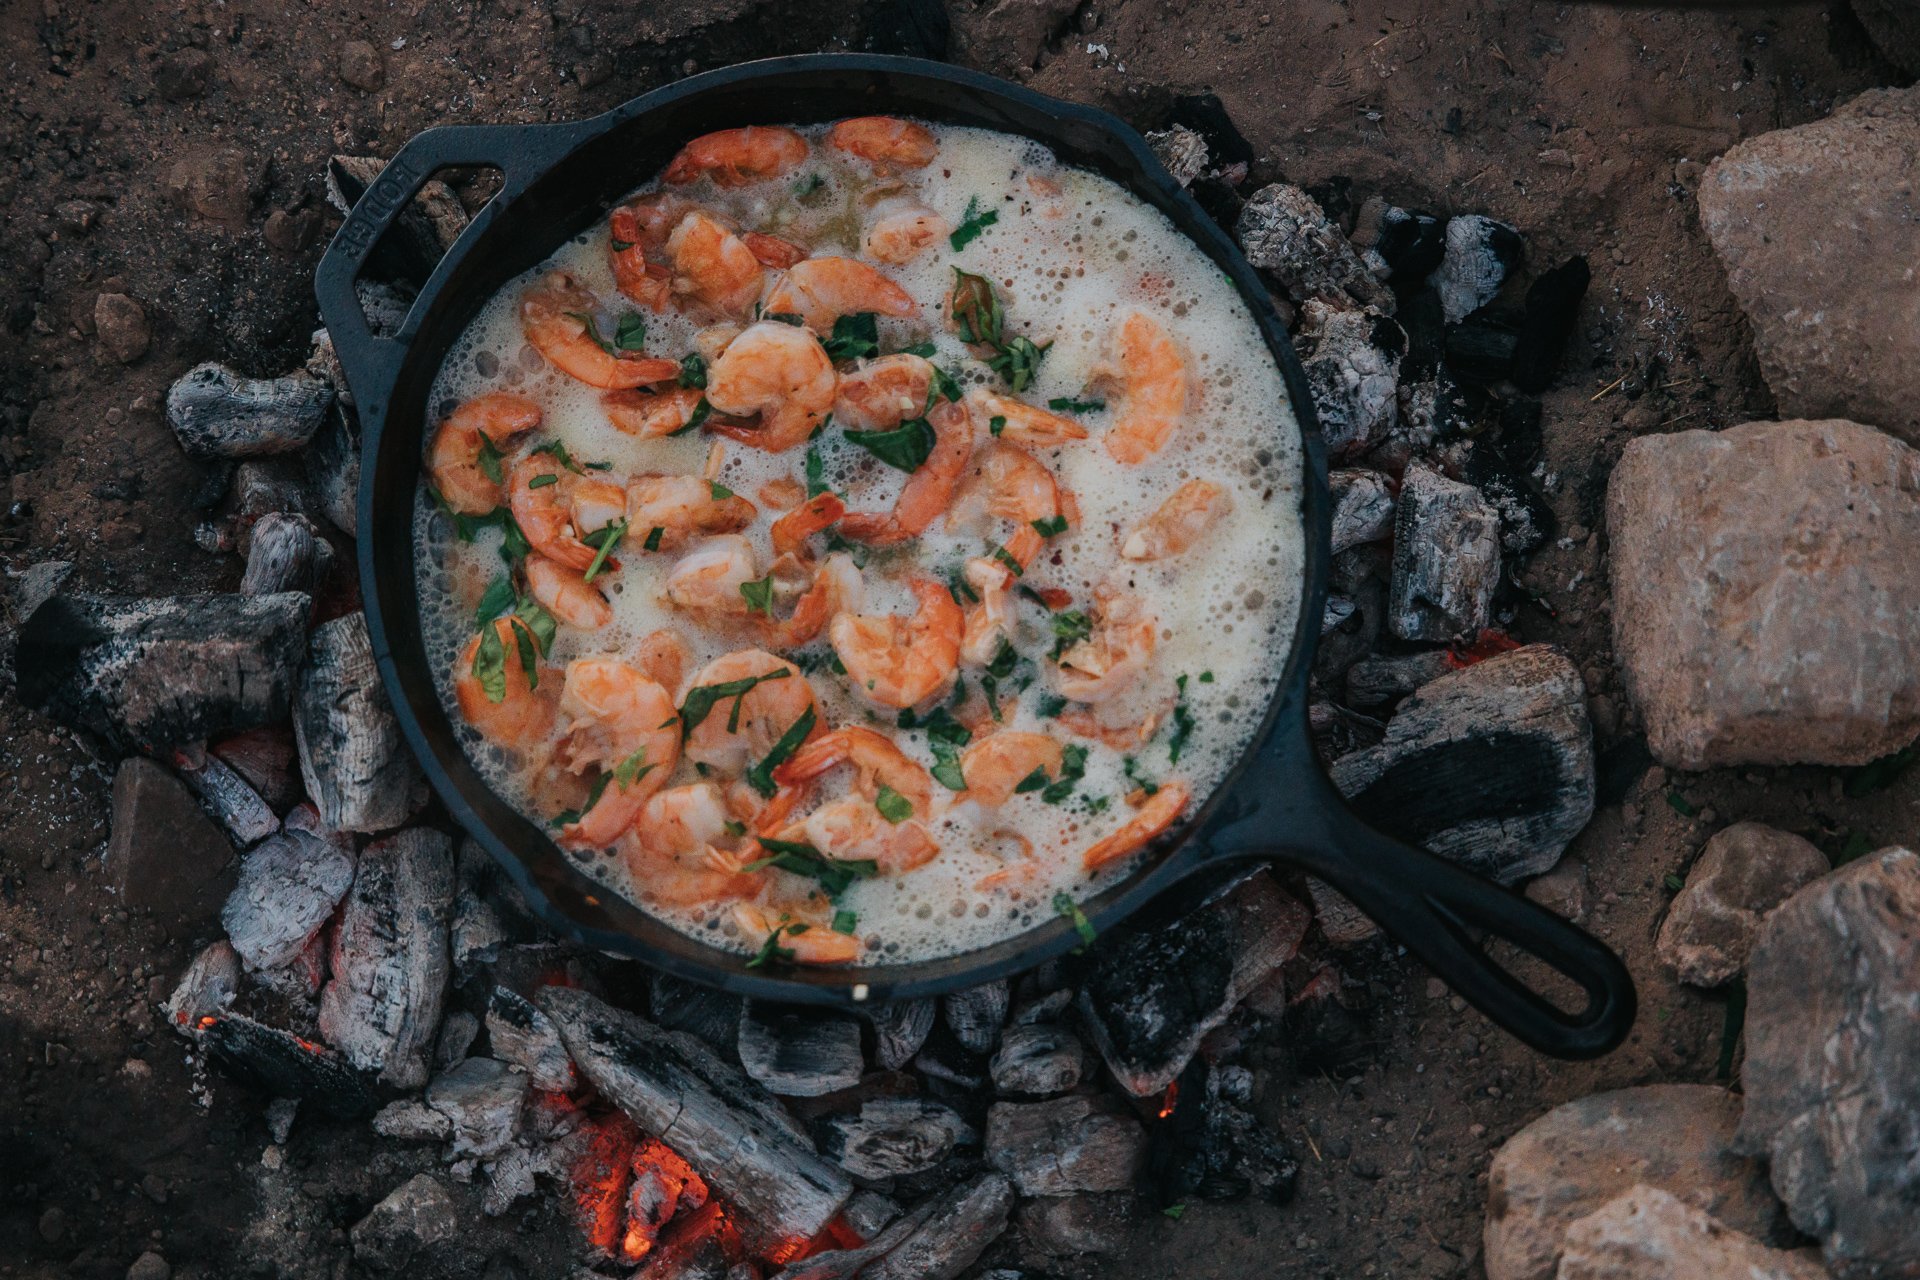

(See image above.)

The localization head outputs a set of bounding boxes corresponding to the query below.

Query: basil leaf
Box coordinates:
[929,739,967,792]
[1031,514,1069,537]
[614,313,648,351]
[949,268,1003,347]
[844,417,936,473]
[739,573,776,616]
[747,704,816,797]
[822,312,880,363]
[948,195,999,251]
[991,544,1024,577]
[1053,890,1097,948]
[669,398,712,437]
[1036,693,1067,718]
[612,747,656,790]
[832,909,858,935]
[1013,766,1051,795]
[678,669,791,732]
[1049,610,1092,660]
[1123,755,1160,797]
[531,439,583,473]
[471,622,508,704]
[527,473,559,490]
[476,435,505,485]
[742,838,877,896]
[746,921,800,968]
[475,575,515,625]
[928,364,963,409]
[874,785,913,824]
[1041,744,1088,803]
[566,311,613,354]
[897,705,971,746]
[897,341,937,358]
[988,334,1051,393]
[678,352,708,389]
[709,480,735,500]
[643,525,664,552]
[805,446,829,499]
[989,414,1006,437]
[582,519,626,583]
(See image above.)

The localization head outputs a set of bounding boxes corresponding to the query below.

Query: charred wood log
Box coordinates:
[986,1096,1147,1196]
[1510,257,1590,393]
[424,1056,528,1158]
[941,979,1009,1055]
[860,1172,1015,1280]
[988,1023,1089,1097]
[737,1002,864,1098]
[175,747,280,844]
[1386,465,1502,642]
[166,362,334,459]
[241,512,331,598]
[1329,469,1396,557]
[1151,1058,1297,1206]
[485,986,575,1092]
[317,828,454,1089]
[221,828,355,971]
[16,590,309,752]
[647,970,743,1055]
[864,998,935,1071]
[451,840,536,975]
[164,940,240,1035]
[538,985,853,1253]
[196,1011,379,1118]
[303,401,360,537]
[768,1201,935,1280]
[817,1098,978,1178]
[295,612,423,833]
[841,1188,902,1240]
[211,725,303,811]
[1078,871,1311,1096]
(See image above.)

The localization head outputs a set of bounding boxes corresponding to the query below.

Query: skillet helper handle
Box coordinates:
[314,121,584,415]
[1279,803,1636,1060]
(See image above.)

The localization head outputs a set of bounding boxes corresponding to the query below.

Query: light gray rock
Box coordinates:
[1656,823,1829,987]
[350,1173,458,1271]
[1388,465,1501,642]
[1556,1186,1830,1280]
[1735,848,1920,1278]
[1608,419,1920,768]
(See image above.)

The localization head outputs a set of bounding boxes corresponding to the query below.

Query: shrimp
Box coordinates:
[762,258,917,332]
[1083,782,1190,869]
[785,798,940,874]
[602,386,705,438]
[634,628,690,692]
[664,126,809,187]
[830,576,963,709]
[827,117,938,173]
[758,476,807,510]
[525,553,612,629]
[428,392,542,515]
[834,354,933,430]
[862,192,948,264]
[521,271,680,389]
[742,231,809,270]
[966,387,1090,449]
[770,492,846,559]
[946,442,1068,573]
[667,212,765,320]
[1121,479,1233,560]
[959,554,1016,667]
[454,618,558,745]
[959,732,1065,808]
[623,784,761,907]
[732,902,862,966]
[607,199,685,311]
[756,551,862,651]
[838,399,976,546]
[704,321,837,452]
[553,658,682,849]
[773,726,933,819]
[627,473,758,553]
[1057,704,1166,750]
[680,649,822,775]
[664,535,759,619]
[510,456,628,573]
[1054,587,1157,704]
[1091,309,1189,463]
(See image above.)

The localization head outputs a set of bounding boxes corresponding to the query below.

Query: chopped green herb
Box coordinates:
[612,748,656,790]
[581,519,627,583]
[567,311,614,355]
[709,480,736,501]
[739,573,776,616]
[1083,794,1112,814]
[874,785,914,824]
[1198,671,1215,683]
[947,564,981,606]
[898,705,972,745]
[988,333,1050,392]
[747,704,817,797]
[928,364,963,408]
[743,839,877,896]
[1163,1203,1187,1221]
[1167,678,1196,765]
[1041,744,1089,803]
[845,416,937,472]
[1049,610,1093,660]
[805,446,830,499]
[470,620,509,703]
[930,739,967,792]
[475,575,515,625]
[991,544,1025,577]
[642,525,664,552]
[610,237,636,253]
[1014,766,1051,795]
[950,268,1004,345]
[532,439,588,474]
[513,595,557,659]
[1124,756,1160,797]
[898,340,937,358]
[989,414,1007,437]
[667,398,712,438]
[1048,396,1106,414]
[723,819,748,838]
[949,195,1000,251]
[832,909,858,935]
[822,312,880,363]
[1019,584,1059,611]
[678,352,708,389]
[496,512,532,565]
[1031,514,1069,537]
[614,313,648,352]
[1053,890,1097,949]
[527,472,559,490]
[476,435,505,485]
[578,771,612,816]
[1665,789,1699,818]
[679,669,792,732]
[1036,693,1068,719]
[746,920,802,968]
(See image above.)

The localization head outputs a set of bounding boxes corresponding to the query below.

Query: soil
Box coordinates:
[0,2,1909,1278]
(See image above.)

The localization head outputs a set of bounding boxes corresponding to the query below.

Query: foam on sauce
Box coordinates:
[414,122,1304,963]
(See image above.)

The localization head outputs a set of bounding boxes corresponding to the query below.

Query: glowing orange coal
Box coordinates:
[1159,1080,1180,1119]
[621,1138,710,1263]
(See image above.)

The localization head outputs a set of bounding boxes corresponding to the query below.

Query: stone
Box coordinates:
[1699,87,1920,441]
[1235,183,1396,312]
[1435,214,1523,323]
[1735,848,1920,1278]
[1296,303,1406,459]
[107,757,234,922]
[1607,419,1920,768]
[126,1250,171,1280]
[1387,465,1501,641]
[1656,823,1829,987]
[985,1096,1147,1196]
[1851,0,1920,74]
[163,147,260,226]
[1331,646,1593,884]
[155,47,213,101]
[351,1173,458,1271]
[338,39,385,90]
[1523,856,1589,923]
[94,294,150,364]
[1557,1186,1829,1280]
[1019,1192,1132,1257]
[1483,1085,1784,1280]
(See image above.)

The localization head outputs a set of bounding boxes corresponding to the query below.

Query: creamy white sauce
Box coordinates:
[414,122,1304,963]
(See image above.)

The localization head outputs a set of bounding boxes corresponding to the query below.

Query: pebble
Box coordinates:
[338,40,385,91]
[37,1206,66,1244]
[94,294,151,364]
[127,1251,170,1280]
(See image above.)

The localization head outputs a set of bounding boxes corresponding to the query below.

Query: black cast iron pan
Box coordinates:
[315,54,1635,1060]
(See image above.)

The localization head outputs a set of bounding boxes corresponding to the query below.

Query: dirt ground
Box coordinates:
[0,1,1909,1277]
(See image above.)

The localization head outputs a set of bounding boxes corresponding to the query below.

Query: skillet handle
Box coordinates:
[313,121,587,417]
[1237,775,1636,1059]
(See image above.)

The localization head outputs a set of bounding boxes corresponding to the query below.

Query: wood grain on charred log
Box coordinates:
[221,828,355,971]
[198,1011,379,1118]
[738,1002,865,1098]
[817,1098,978,1179]
[295,612,422,833]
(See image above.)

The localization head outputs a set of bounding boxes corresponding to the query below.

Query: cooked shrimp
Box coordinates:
[1054,587,1157,704]
[624,784,760,907]
[732,902,862,966]
[834,354,933,429]
[525,553,612,629]
[1092,310,1189,463]
[607,199,684,311]
[509,456,627,573]
[1082,782,1190,869]
[634,628,690,692]
[521,271,680,389]
[553,658,681,849]
[664,534,759,619]
[454,618,557,745]
[773,725,933,819]
[1121,479,1232,560]
[663,126,809,188]
[862,192,948,264]
[742,231,809,270]
[681,649,822,775]
[763,258,917,332]
[770,492,846,558]
[959,554,1015,667]
[827,117,938,173]
[759,476,807,510]
[750,551,860,651]
[838,399,975,546]
[959,732,1065,808]
[626,473,757,553]
[704,321,837,452]
[946,442,1068,572]
[830,576,963,708]
[428,393,542,515]
[602,386,705,438]
[784,798,940,874]
[667,211,764,320]
[1057,703,1166,750]
[966,387,1090,449]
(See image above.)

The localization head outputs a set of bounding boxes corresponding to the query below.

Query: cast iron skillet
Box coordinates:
[315,54,1636,1059]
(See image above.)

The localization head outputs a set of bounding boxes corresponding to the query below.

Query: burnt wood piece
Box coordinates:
[1078,871,1312,1096]
[164,940,240,1035]
[1235,183,1396,313]
[1386,465,1501,642]
[841,1188,903,1240]
[1329,469,1396,556]
[865,998,935,1070]
[1510,256,1591,393]
[372,1098,452,1141]
[770,1201,936,1280]
[305,402,360,537]
[211,725,302,811]
[15,590,309,752]
[1443,314,1521,385]
[317,828,454,1089]
[1436,214,1524,324]
[1345,650,1455,709]
[537,985,853,1254]
[988,1023,1089,1097]
[1151,1059,1297,1206]
[1354,200,1446,282]
[451,839,535,975]
[240,512,330,598]
[166,362,334,459]
[986,1096,1147,1196]
[296,612,422,832]
[942,979,1009,1054]
[1296,302,1407,459]
[647,970,743,1054]
[861,1173,1016,1280]
[221,828,356,971]
[817,1098,978,1179]
[176,748,280,844]
[197,1011,379,1118]
[485,986,575,1092]
[737,1002,865,1097]
[1168,92,1254,170]
[424,1056,528,1158]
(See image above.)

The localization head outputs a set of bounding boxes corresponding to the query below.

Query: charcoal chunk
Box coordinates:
[166,362,334,459]
[296,612,423,833]
[942,979,1009,1054]
[1236,184,1395,312]
[163,941,241,1035]
[1151,1059,1297,1205]
[1355,200,1446,282]
[861,1173,1015,1280]
[177,749,280,844]
[1436,214,1524,323]
[424,1057,528,1158]
[485,986,575,1092]
[1297,303,1406,458]
[198,1011,379,1118]
[738,1002,865,1097]
[988,1023,1088,1096]
[1510,257,1591,393]
[1328,469,1395,555]
[1387,466,1501,642]
[1444,314,1521,385]
[240,512,330,599]
[865,997,936,1070]
[647,970,743,1054]
[986,1096,1147,1195]
[818,1098,978,1178]
[222,829,356,971]
[1144,125,1208,187]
